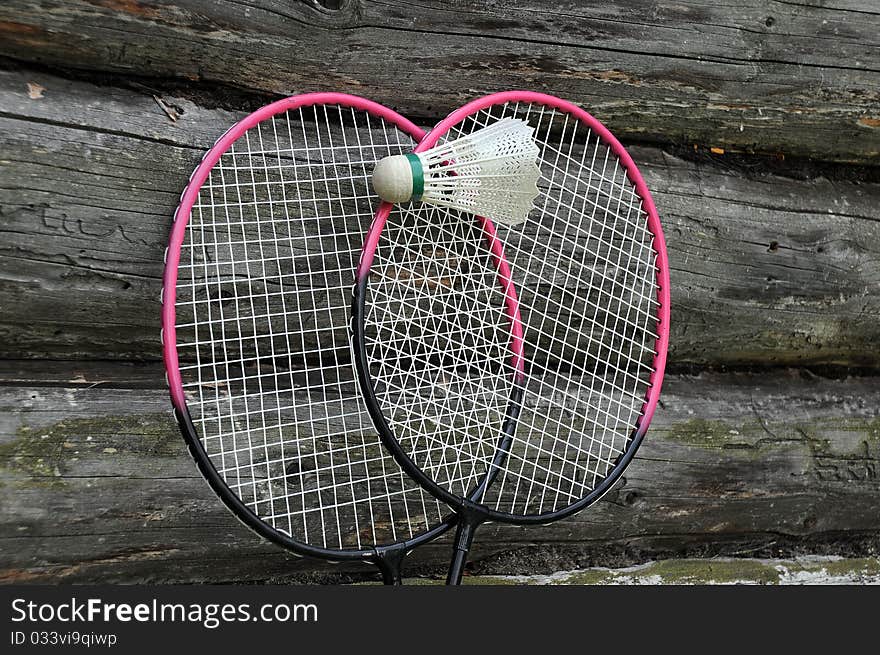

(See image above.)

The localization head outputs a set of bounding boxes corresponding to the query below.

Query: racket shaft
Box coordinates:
[446,513,481,585]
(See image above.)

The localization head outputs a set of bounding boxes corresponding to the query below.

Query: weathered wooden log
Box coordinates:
[2,69,878,366]
[464,556,880,585]
[0,1,878,161]
[0,362,877,583]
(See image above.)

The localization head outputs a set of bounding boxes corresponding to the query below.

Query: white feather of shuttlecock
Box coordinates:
[416,118,541,226]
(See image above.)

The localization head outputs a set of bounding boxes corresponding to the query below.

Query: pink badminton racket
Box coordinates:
[352,91,671,584]
[161,93,454,584]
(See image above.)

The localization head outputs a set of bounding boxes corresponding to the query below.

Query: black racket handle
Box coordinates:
[446,515,480,585]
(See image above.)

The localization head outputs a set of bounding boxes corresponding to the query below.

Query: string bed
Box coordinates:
[363,202,518,500]
[174,104,445,551]
[360,102,662,518]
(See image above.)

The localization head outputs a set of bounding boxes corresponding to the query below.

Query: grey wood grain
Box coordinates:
[1,69,878,365]
[0,362,877,582]
[0,1,878,161]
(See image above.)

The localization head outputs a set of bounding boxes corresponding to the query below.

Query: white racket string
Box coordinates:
[362,202,517,499]
[175,105,445,551]
[361,102,661,517]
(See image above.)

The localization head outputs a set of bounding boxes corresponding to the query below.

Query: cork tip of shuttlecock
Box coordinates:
[372,155,414,203]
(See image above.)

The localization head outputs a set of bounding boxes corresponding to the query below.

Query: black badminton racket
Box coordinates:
[162,93,454,584]
[352,91,671,584]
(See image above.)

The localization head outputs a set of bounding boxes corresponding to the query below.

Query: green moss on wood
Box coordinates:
[668,418,742,449]
[669,416,880,460]
[551,557,880,585]
[864,418,880,443]
[0,424,68,482]
[0,412,178,484]
[360,557,880,585]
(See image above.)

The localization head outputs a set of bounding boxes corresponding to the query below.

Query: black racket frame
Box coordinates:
[352,264,649,583]
[172,404,455,584]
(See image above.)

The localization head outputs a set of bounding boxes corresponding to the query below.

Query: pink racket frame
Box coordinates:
[160,93,467,570]
[162,93,427,412]
[419,90,671,442]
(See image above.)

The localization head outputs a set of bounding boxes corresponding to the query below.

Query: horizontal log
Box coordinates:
[0,361,877,583]
[0,1,878,161]
[2,69,879,366]
[461,556,880,585]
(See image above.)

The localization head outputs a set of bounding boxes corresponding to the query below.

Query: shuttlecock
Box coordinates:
[372,118,541,226]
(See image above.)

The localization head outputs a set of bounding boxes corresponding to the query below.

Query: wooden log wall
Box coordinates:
[0,1,878,583]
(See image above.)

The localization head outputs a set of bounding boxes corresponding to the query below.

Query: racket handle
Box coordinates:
[446,515,480,585]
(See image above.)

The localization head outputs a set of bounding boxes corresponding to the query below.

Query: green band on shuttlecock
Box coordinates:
[405,153,424,200]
